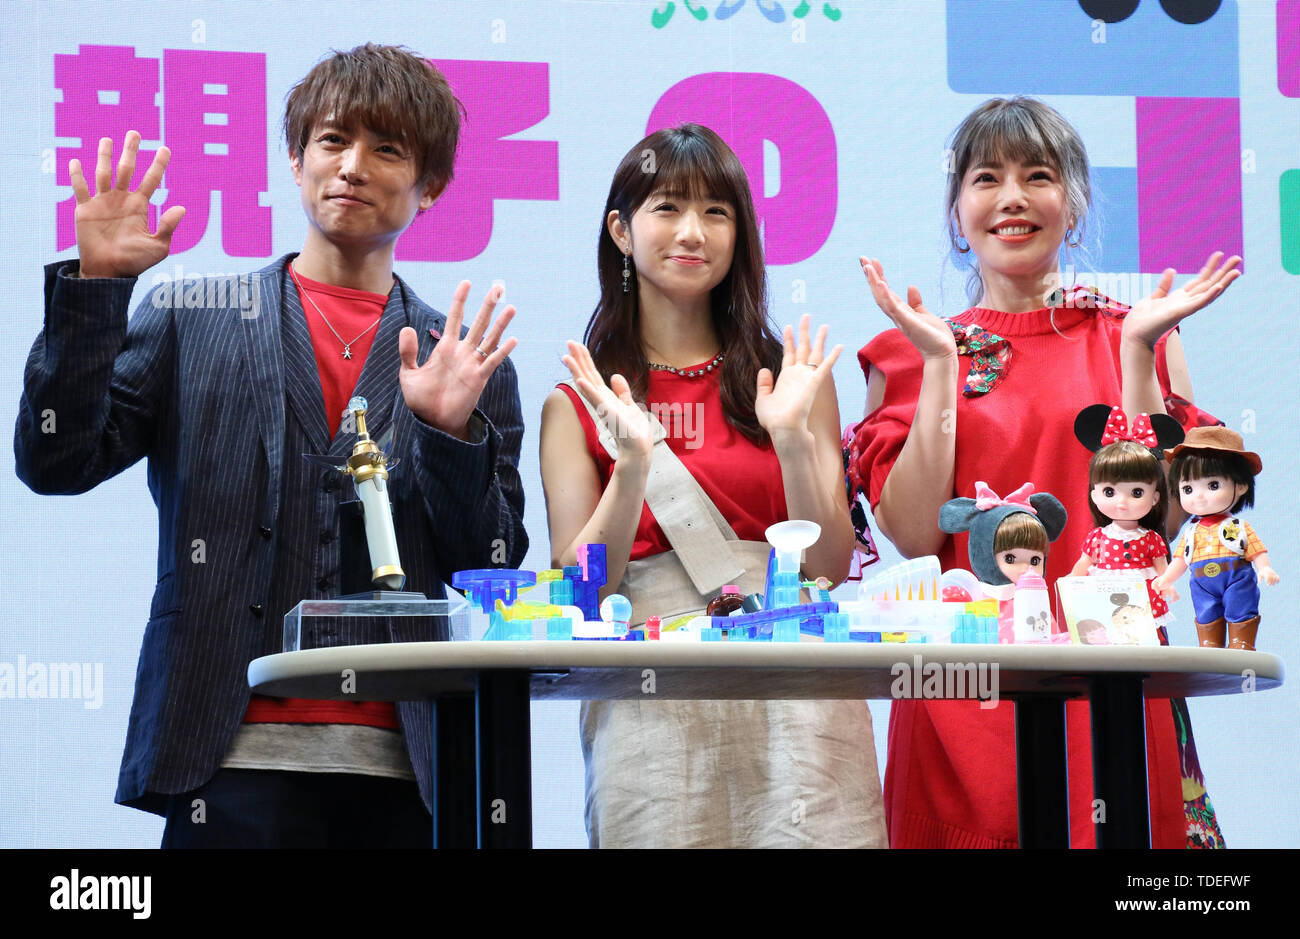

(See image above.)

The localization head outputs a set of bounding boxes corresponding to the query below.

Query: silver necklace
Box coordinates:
[290,264,383,360]
[647,351,724,378]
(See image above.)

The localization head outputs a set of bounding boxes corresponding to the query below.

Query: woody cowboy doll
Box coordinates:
[1152,427,1279,651]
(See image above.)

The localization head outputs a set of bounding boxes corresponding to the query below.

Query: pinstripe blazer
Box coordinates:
[15,255,528,815]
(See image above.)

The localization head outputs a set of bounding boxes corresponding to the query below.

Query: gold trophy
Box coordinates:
[305,396,405,590]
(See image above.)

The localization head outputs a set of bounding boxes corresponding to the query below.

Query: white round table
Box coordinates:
[249,641,1284,848]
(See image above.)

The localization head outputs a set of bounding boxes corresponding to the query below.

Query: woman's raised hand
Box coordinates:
[755,313,841,442]
[1122,251,1241,349]
[71,131,186,279]
[861,257,956,361]
[563,341,655,465]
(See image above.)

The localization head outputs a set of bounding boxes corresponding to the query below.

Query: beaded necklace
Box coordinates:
[647,351,725,378]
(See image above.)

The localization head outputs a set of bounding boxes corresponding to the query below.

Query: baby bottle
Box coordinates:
[1013,572,1052,643]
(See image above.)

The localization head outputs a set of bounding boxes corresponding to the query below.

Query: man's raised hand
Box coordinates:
[399,281,518,440]
[70,131,185,279]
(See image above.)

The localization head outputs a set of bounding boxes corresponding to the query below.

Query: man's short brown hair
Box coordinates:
[284,44,462,190]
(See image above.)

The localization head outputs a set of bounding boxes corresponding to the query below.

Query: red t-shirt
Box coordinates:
[296,270,386,438]
[243,270,397,730]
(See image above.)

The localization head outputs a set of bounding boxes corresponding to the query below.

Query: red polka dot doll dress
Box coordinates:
[1081,523,1173,627]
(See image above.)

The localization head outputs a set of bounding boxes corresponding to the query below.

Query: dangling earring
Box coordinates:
[1066,227,1081,248]
[954,233,970,253]
[622,252,632,293]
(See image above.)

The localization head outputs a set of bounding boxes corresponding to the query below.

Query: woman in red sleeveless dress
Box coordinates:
[540,124,885,848]
[851,97,1238,848]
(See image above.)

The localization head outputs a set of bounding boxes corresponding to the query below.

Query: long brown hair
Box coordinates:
[584,124,782,445]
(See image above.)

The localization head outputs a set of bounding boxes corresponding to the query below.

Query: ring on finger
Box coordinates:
[475,346,492,359]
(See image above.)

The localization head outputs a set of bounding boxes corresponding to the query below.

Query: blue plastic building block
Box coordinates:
[951,612,999,644]
[452,568,537,614]
[483,608,534,641]
[549,577,574,606]
[823,612,851,643]
[568,543,608,621]
[761,548,778,606]
[773,618,799,642]
[769,571,802,610]
[701,601,839,642]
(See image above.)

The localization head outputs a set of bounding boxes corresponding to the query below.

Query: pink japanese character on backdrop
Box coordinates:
[162,49,270,256]
[55,45,161,251]
[397,60,559,262]
[55,45,270,257]
[647,73,836,265]
[1281,0,1300,98]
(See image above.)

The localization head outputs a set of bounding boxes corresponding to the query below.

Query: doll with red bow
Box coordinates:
[1069,405,1185,639]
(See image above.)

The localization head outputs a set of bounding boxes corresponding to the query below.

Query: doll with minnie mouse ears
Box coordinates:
[940,483,1068,640]
[1152,426,1279,651]
[1069,404,1185,641]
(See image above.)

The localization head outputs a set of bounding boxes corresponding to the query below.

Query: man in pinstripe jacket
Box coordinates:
[15,45,527,847]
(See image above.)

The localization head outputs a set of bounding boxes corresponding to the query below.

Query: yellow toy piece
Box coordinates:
[496,597,562,621]
[660,613,697,632]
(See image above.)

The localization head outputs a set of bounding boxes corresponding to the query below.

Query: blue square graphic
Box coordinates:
[947,0,1238,97]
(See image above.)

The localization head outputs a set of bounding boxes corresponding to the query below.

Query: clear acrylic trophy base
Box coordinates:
[282,590,472,652]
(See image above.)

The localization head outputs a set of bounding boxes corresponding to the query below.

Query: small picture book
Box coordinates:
[1055,575,1161,646]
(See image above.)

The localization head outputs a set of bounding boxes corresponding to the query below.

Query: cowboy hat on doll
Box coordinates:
[1151,427,1279,651]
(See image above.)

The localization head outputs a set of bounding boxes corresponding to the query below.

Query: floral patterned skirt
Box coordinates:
[1156,625,1225,848]
[1171,696,1225,849]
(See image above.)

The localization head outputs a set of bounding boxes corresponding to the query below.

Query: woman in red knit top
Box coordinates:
[540,124,884,848]
[851,97,1239,848]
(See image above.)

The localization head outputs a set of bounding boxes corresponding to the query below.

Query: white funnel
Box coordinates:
[764,520,821,573]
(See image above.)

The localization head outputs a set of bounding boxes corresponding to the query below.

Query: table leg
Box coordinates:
[1089,675,1150,849]
[430,694,477,849]
[475,669,532,849]
[1014,696,1070,848]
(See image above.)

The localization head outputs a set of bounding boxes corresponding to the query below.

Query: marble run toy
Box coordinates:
[452,522,1004,644]
[454,545,647,641]
[678,524,1000,644]
[452,567,537,614]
